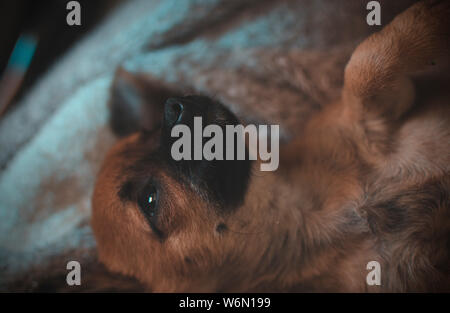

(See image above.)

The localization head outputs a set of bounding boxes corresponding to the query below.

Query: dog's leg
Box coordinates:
[282,1,449,164]
[343,0,449,121]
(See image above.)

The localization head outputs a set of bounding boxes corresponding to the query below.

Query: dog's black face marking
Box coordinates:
[216,223,228,234]
[160,95,252,211]
[118,180,135,202]
[116,95,252,214]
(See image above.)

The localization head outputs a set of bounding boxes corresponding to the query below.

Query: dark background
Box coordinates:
[0,0,123,115]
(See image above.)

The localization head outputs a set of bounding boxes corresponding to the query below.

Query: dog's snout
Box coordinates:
[164,98,184,128]
[163,95,238,132]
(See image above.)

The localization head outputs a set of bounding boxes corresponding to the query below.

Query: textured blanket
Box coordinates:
[0,0,416,290]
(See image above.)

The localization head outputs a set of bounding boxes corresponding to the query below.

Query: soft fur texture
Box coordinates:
[92,0,450,292]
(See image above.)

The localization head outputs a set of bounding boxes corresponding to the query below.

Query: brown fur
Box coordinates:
[92,1,450,292]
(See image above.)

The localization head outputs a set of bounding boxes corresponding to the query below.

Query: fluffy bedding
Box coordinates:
[0,0,415,290]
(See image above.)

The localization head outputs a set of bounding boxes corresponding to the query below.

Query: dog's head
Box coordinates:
[92,69,292,292]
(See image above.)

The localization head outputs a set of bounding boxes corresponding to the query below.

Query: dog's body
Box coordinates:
[92,1,450,292]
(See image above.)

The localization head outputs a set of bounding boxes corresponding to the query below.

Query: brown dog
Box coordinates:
[92,1,450,292]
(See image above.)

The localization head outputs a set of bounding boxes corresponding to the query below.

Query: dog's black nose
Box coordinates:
[164,98,184,128]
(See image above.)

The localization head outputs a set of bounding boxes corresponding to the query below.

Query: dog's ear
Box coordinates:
[108,67,182,137]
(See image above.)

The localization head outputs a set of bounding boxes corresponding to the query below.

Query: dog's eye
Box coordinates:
[137,184,158,223]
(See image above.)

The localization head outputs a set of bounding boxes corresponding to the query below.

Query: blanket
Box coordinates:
[0,0,416,291]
